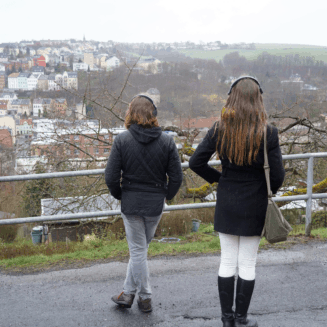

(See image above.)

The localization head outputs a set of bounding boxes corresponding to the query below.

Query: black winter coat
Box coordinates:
[105,124,183,216]
[189,123,285,236]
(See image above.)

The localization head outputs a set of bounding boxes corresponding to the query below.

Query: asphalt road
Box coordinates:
[1,241,327,327]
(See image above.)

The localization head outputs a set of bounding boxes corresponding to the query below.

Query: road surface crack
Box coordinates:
[182,314,213,320]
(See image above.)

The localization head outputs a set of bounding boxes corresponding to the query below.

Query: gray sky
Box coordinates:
[2,0,327,46]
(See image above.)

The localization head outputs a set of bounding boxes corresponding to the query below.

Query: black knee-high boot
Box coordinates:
[218,276,235,327]
[234,276,258,327]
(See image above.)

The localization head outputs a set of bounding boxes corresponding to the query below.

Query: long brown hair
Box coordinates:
[125,96,159,129]
[215,78,267,165]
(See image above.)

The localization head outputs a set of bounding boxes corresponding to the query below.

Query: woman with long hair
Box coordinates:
[105,95,183,313]
[189,77,285,327]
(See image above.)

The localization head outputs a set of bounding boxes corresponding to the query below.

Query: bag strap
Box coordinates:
[264,126,273,198]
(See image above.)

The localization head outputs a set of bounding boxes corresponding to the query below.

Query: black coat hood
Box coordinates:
[105,124,183,215]
[128,124,162,144]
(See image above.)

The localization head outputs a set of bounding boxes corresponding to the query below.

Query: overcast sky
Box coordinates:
[2,0,326,46]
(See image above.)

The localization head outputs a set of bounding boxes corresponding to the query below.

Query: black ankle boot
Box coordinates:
[218,276,235,327]
[234,277,258,327]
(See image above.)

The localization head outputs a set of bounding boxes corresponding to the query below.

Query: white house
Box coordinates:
[33,98,44,117]
[73,62,89,71]
[106,56,120,71]
[27,74,40,90]
[55,73,63,89]
[32,98,53,116]
[48,74,59,91]
[8,73,19,90]
[0,64,5,72]
[0,55,8,62]
[17,121,33,135]
[0,92,17,101]
[17,73,30,90]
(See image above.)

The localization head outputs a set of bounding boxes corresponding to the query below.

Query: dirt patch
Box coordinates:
[259,235,324,251]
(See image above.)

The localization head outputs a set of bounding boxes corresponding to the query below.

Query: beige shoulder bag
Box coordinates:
[261,127,293,244]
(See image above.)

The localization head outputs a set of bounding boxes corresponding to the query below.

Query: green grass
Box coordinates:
[255,43,326,49]
[0,237,130,269]
[0,223,326,271]
[178,44,327,63]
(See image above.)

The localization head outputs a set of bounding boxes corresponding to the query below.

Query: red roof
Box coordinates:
[0,129,13,148]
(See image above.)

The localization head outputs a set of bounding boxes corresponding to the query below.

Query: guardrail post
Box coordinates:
[305,156,314,236]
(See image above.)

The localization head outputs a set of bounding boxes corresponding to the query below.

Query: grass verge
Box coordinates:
[0,224,326,273]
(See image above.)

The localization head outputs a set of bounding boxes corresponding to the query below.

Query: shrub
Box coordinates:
[101,217,126,240]
[282,209,303,225]
[312,211,327,229]
[0,225,18,243]
[99,208,216,239]
[48,207,216,243]
[194,207,215,224]
[156,211,192,237]
[155,207,215,237]
[202,224,214,233]
[0,239,77,260]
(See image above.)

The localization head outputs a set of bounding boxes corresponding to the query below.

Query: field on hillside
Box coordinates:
[178,44,327,63]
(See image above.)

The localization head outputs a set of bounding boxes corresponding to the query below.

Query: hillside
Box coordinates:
[178,43,327,63]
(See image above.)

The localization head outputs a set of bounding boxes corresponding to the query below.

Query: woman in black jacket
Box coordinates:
[105,95,183,313]
[189,77,285,327]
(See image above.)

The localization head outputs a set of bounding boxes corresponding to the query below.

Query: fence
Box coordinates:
[1,152,327,236]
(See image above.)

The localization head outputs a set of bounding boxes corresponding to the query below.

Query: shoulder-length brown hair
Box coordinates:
[215,78,267,165]
[125,96,159,129]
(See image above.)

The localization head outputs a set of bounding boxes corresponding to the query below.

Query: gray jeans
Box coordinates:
[122,212,162,299]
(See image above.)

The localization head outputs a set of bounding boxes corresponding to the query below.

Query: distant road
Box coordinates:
[1,241,327,327]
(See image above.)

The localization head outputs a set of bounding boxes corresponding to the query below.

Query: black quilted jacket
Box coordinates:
[189,123,285,236]
[105,124,183,216]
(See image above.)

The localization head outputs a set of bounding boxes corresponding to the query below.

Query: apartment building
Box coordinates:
[33,98,55,116]
[10,99,32,115]
[0,115,16,144]
[37,75,49,91]
[84,52,94,69]
[0,100,9,111]
[27,73,40,90]
[17,72,30,90]
[0,72,5,90]
[48,74,59,91]
[17,118,33,135]
[73,62,88,71]
[106,56,120,71]
[33,55,46,67]
[54,98,67,116]
[66,72,78,89]
[8,73,19,89]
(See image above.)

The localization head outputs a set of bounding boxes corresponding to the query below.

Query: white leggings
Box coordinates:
[218,232,261,281]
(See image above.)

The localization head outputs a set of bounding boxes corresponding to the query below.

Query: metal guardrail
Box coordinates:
[1,152,327,237]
